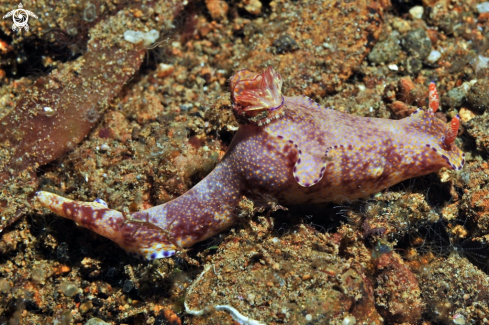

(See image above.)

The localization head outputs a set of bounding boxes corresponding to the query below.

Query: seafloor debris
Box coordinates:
[240,0,390,98]
[0,0,183,230]
[185,223,383,324]
[418,253,489,323]
[372,243,423,323]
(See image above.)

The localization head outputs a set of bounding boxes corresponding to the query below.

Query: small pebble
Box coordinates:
[368,33,401,64]
[85,318,111,325]
[342,315,357,325]
[123,280,134,293]
[426,50,441,63]
[402,29,432,60]
[273,34,299,54]
[468,79,489,111]
[0,279,11,293]
[409,6,423,19]
[453,314,466,325]
[99,143,110,152]
[477,2,489,13]
[156,63,174,78]
[79,301,93,314]
[124,29,159,47]
[243,0,262,15]
[459,107,476,123]
[59,281,80,297]
[43,106,56,116]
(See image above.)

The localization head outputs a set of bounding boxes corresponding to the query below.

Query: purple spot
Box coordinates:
[334,145,338,149]
[288,140,294,144]
[295,176,300,182]
[163,251,171,257]
[297,158,301,164]
[277,135,284,139]
[320,166,326,172]
[313,179,319,183]
[304,183,310,187]
[432,148,437,152]
[151,253,157,260]
[293,166,297,172]
[426,144,430,147]
[94,198,108,207]
[299,150,302,154]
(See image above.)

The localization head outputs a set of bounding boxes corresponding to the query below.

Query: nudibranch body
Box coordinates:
[36,67,464,260]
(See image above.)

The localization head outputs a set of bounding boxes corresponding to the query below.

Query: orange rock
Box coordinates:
[389,100,416,118]
[374,250,423,323]
[205,0,228,21]
[55,265,71,275]
[161,308,182,325]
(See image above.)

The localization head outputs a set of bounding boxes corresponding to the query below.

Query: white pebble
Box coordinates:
[342,315,356,325]
[409,6,424,20]
[43,106,56,116]
[305,314,313,321]
[100,143,110,151]
[388,64,399,71]
[477,2,489,13]
[452,313,466,325]
[427,50,441,63]
[124,29,159,47]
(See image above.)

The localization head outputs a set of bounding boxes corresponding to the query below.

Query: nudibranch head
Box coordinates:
[230,66,285,126]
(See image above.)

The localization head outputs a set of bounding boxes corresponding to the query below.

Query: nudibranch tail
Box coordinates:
[35,191,177,260]
[36,156,243,260]
[230,66,285,125]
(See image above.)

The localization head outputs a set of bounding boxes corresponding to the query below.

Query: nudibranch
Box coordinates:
[36,67,464,260]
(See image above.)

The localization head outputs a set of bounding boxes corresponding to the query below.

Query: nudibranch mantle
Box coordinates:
[36,67,464,260]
